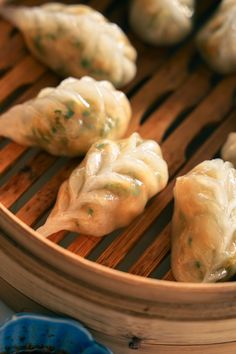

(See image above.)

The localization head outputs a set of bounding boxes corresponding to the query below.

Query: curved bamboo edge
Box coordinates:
[1,277,236,354]
[1,203,236,309]
[2,231,236,348]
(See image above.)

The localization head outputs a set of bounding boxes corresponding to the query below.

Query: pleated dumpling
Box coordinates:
[37,133,169,237]
[129,0,195,46]
[0,3,137,87]
[222,133,236,168]
[171,159,236,283]
[0,76,131,156]
[197,0,236,74]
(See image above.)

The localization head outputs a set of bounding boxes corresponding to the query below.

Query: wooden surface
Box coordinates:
[0,0,236,353]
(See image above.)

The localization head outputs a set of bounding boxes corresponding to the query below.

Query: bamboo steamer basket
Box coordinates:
[0,0,236,353]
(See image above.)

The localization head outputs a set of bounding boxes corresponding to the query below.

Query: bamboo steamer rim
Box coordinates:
[2,201,236,301]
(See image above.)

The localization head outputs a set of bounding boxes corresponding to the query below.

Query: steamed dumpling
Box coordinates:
[171,159,236,283]
[129,0,195,46]
[197,0,236,74]
[0,77,131,156]
[0,3,137,87]
[222,133,236,167]
[37,133,169,237]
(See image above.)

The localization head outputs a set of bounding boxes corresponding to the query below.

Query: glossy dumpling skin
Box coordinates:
[37,133,169,237]
[0,77,131,156]
[222,133,236,168]
[197,0,236,74]
[0,3,137,87]
[171,159,236,283]
[129,0,195,46]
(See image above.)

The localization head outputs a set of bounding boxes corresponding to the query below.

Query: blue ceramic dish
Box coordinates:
[0,313,113,354]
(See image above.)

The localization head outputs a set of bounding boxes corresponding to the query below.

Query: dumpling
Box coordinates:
[37,133,169,237]
[171,159,236,283]
[197,0,236,74]
[0,76,131,156]
[0,3,137,87]
[129,0,195,46]
[222,133,236,168]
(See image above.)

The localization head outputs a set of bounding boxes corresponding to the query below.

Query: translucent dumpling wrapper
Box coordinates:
[0,76,131,156]
[37,133,169,237]
[197,0,236,74]
[222,133,236,168]
[171,159,236,283]
[129,0,195,46]
[0,3,137,87]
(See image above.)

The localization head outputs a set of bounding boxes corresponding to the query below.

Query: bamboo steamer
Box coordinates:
[0,0,236,353]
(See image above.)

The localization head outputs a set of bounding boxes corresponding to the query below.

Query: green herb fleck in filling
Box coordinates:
[74,40,81,48]
[195,261,201,269]
[54,109,62,115]
[91,67,108,76]
[188,237,192,247]
[33,35,44,54]
[32,127,51,144]
[82,110,90,117]
[87,207,94,216]
[105,183,129,196]
[105,181,141,197]
[45,33,57,40]
[131,182,141,196]
[51,126,57,134]
[64,102,75,120]
[81,58,91,69]
[56,66,69,77]
[65,107,74,119]
[96,143,106,150]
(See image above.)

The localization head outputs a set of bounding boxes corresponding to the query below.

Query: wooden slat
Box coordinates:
[88,0,112,12]
[13,72,59,105]
[0,56,46,103]
[0,34,26,72]
[140,66,212,141]
[0,143,27,176]
[48,231,68,244]
[129,225,171,276]
[67,235,101,258]
[161,75,236,169]
[0,152,56,208]
[163,270,175,281]
[128,43,194,134]
[0,21,14,49]
[16,162,76,226]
